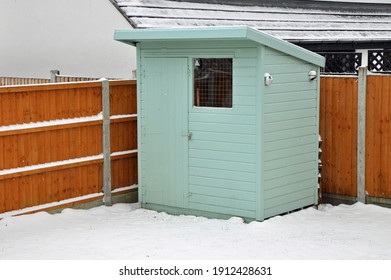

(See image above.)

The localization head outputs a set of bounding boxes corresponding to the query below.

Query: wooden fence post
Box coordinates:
[102,78,112,206]
[357,67,367,203]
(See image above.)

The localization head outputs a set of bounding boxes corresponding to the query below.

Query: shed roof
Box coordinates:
[114,26,325,66]
[110,0,391,43]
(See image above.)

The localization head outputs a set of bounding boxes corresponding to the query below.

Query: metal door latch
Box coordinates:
[182,132,193,140]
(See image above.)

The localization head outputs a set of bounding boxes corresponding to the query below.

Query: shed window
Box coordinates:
[193,58,232,108]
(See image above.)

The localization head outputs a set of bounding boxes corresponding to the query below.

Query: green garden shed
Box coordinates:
[114,26,325,221]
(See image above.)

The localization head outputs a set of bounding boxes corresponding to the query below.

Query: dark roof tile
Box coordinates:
[112,0,391,42]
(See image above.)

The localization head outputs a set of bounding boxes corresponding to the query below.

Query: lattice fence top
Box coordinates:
[368,50,391,73]
[318,52,362,75]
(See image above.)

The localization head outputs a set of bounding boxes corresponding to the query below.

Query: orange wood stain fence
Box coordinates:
[2,74,390,213]
[0,80,137,214]
[320,74,391,203]
[320,76,358,197]
[366,75,391,199]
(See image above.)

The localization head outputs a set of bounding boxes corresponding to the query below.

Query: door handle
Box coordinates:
[182,132,193,140]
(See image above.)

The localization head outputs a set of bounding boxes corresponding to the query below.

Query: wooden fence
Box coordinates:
[2,72,390,214]
[0,80,137,215]
[0,77,50,86]
[0,71,114,86]
[320,72,391,206]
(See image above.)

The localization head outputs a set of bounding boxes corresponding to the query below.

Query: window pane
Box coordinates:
[194,58,232,108]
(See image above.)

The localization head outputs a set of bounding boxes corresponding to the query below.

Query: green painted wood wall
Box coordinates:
[137,40,320,221]
[262,47,319,218]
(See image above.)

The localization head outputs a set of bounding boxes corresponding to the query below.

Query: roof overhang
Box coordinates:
[114,26,325,67]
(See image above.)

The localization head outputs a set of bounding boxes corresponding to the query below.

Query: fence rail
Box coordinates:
[0,80,137,214]
[319,72,391,206]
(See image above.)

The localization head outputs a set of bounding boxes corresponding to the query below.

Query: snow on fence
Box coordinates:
[0,77,50,86]
[0,80,138,215]
[319,70,391,207]
[0,70,118,86]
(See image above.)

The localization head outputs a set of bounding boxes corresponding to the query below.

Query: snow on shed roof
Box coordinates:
[114,26,325,66]
[111,0,391,43]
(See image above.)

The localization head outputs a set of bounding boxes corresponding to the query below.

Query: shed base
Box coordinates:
[141,203,258,223]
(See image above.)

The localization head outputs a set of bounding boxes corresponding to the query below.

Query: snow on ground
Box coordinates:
[0,202,390,260]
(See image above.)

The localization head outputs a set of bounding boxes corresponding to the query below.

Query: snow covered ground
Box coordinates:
[1,202,390,260]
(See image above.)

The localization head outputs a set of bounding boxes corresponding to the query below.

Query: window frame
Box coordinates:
[190,55,234,110]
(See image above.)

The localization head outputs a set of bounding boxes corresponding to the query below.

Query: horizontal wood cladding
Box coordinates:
[189,175,256,192]
[263,48,318,211]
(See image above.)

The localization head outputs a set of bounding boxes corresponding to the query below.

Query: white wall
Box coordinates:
[0,0,136,79]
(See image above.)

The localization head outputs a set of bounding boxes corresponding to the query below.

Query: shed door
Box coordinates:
[142,57,188,208]
[187,58,256,217]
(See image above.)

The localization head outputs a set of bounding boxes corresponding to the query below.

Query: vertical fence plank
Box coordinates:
[4,180,13,212]
[372,76,382,198]
[36,174,44,205]
[46,172,53,204]
[383,76,391,198]
[0,137,3,170]
[366,75,375,200]
[379,76,390,198]
[366,75,391,199]
[31,174,38,206]
[0,181,4,213]
[51,164,60,203]
[320,77,329,193]
[331,77,340,194]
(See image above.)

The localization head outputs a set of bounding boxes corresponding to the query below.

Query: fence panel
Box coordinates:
[0,80,137,214]
[320,74,391,205]
[366,75,391,199]
[319,76,358,197]
[0,74,106,86]
[0,77,50,86]
[0,82,102,126]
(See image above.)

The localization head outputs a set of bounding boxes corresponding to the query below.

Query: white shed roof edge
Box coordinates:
[114,26,325,67]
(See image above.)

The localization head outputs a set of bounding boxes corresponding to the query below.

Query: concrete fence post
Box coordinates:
[50,70,60,83]
[102,78,112,206]
[357,66,367,203]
